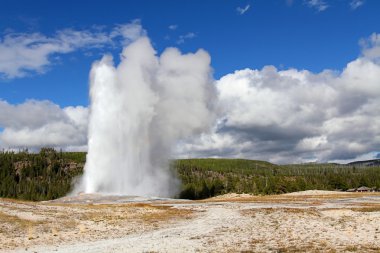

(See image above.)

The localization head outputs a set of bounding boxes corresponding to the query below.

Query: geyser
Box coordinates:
[75,37,215,197]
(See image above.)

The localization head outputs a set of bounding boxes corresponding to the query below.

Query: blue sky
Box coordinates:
[0,0,379,163]
[1,0,379,106]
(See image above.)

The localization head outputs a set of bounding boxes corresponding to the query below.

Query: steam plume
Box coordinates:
[75,37,215,197]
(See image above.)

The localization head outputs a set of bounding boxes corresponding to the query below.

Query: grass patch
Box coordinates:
[0,211,41,229]
[350,207,380,212]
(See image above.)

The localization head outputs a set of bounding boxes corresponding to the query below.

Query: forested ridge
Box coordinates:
[176,159,380,199]
[0,148,83,200]
[1,149,379,201]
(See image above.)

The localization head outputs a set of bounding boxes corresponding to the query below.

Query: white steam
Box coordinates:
[75,37,215,197]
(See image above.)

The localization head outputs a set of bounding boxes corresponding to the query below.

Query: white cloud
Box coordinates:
[236,4,250,15]
[110,20,146,45]
[296,136,328,152]
[360,33,380,60]
[350,0,364,10]
[168,24,178,30]
[2,31,380,164]
[0,100,88,150]
[176,33,380,164]
[176,32,196,44]
[0,20,145,79]
[306,0,329,12]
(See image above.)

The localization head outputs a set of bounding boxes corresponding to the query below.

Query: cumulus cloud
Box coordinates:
[306,0,329,12]
[2,30,380,164]
[176,33,380,164]
[360,33,380,60]
[0,20,145,79]
[110,20,146,45]
[0,100,88,150]
[236,4,250,15]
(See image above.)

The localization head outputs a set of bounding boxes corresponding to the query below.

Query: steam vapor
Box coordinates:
[75,37,215,197]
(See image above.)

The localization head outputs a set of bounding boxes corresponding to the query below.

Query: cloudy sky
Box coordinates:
[1,0,379,164]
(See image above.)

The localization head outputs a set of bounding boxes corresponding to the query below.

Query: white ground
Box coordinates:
[1,191,380,253]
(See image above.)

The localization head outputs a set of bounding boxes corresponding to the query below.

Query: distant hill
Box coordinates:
[347,159,380,167]
[175,158,380,199]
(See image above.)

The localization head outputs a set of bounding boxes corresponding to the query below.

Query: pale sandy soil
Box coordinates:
[1,191,380,253]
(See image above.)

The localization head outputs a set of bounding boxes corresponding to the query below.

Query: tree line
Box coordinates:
[175,159,380,199]
[1,150,379,201]
[0,148,83,200]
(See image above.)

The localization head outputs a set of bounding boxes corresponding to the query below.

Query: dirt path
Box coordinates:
[12,204,249,253]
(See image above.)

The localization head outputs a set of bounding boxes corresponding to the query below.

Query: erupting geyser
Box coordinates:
[74,37,215,197]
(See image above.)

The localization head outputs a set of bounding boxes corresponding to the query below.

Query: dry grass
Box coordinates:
[344,245,380,252]
[347,203,380,212]
[322,203,380,213]
[241,207,320,217]
[202,192,380,203]
[0,211,40,228]
[0,210,49,249]
[0,197,36,204]
[350,206,380,212]
[274,245,337,253]
[61,203,194,224]
[0,201,194,251]
[2,192,380,252]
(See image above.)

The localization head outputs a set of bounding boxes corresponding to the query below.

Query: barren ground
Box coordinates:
[1,191,380,252]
